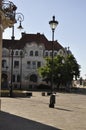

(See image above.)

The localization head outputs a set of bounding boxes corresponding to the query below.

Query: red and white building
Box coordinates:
[2,32,68,89]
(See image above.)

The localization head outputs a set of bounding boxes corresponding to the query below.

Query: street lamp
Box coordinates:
[20,51,23,89]
[10,13,24,97]
[49,16,58,108]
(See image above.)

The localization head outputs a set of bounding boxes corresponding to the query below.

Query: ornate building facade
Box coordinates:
[2,32,67,89]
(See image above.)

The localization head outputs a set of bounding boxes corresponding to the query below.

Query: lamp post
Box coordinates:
[49,16,58,108]
[10,13,24,97]
[20,51,23,89]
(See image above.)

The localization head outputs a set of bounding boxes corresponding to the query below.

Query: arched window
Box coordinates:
[50,52,52,57]
[45,51,48,57]
[30,50,33,56]
[15,51,18,56]
[1,73,8,89]
[54,51,57,56]
[35,51,38,56]
[30,74,38,82]
[2,60,6,68]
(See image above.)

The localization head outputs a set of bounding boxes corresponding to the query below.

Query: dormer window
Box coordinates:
[30,50,33,56]
[45,51,48,56]
[35,51,38,56]
[15,51,18,56]
[50,52,52,57]
[54,51,57,56]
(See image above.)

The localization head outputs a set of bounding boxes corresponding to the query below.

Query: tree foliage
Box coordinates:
[38,54,80,88]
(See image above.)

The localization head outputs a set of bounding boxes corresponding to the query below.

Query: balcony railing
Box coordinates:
[0,0,17,29]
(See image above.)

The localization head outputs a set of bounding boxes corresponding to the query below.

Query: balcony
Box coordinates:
[0,0,17,29]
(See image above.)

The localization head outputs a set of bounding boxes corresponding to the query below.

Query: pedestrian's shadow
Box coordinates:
[0,111,62,130]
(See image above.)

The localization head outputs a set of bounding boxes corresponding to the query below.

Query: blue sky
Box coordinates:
[3,0,86,79]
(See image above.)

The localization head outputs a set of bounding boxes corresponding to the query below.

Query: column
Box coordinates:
[0,0,2,110]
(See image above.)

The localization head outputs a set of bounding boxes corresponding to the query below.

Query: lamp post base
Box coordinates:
[49,103,54,108]
[9,85,13,97]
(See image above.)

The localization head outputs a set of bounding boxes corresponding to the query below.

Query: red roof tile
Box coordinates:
[3,33,63,50]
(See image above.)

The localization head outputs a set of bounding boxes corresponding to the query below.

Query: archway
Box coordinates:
[30,74,38,82]
[1,73,8,89]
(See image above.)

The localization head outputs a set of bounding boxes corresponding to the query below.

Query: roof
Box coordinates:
[3,32,63,50]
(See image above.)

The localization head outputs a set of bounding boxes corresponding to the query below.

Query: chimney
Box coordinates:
[21,32,26,37]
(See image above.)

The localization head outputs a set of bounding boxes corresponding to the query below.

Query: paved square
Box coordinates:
[0,92,86,130]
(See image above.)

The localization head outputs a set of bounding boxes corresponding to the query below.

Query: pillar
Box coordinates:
[0,0,2,110]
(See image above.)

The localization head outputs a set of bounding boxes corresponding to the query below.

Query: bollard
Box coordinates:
[42,92,45,96]
[26,92,32,97]
[49,93,56,108]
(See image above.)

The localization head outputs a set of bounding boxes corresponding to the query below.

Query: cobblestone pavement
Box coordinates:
[0,92,86,130]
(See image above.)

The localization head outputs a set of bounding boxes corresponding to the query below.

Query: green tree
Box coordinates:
[60,54,80,88]
[38,54,80,90]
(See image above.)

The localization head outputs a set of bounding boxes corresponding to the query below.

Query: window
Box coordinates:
[37,62,41,68]
[17,75,20,82]
[14,61,19,68]
[35,51,38,56]
[30,50,33,56]
[27,61,31,69]
[2,60,6,68]
[32,61,36,69]
[30,74,37,82]
[20,51,23,56]
[54,52,57,56]
[15,51,18,56]
[45,52,48,57]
